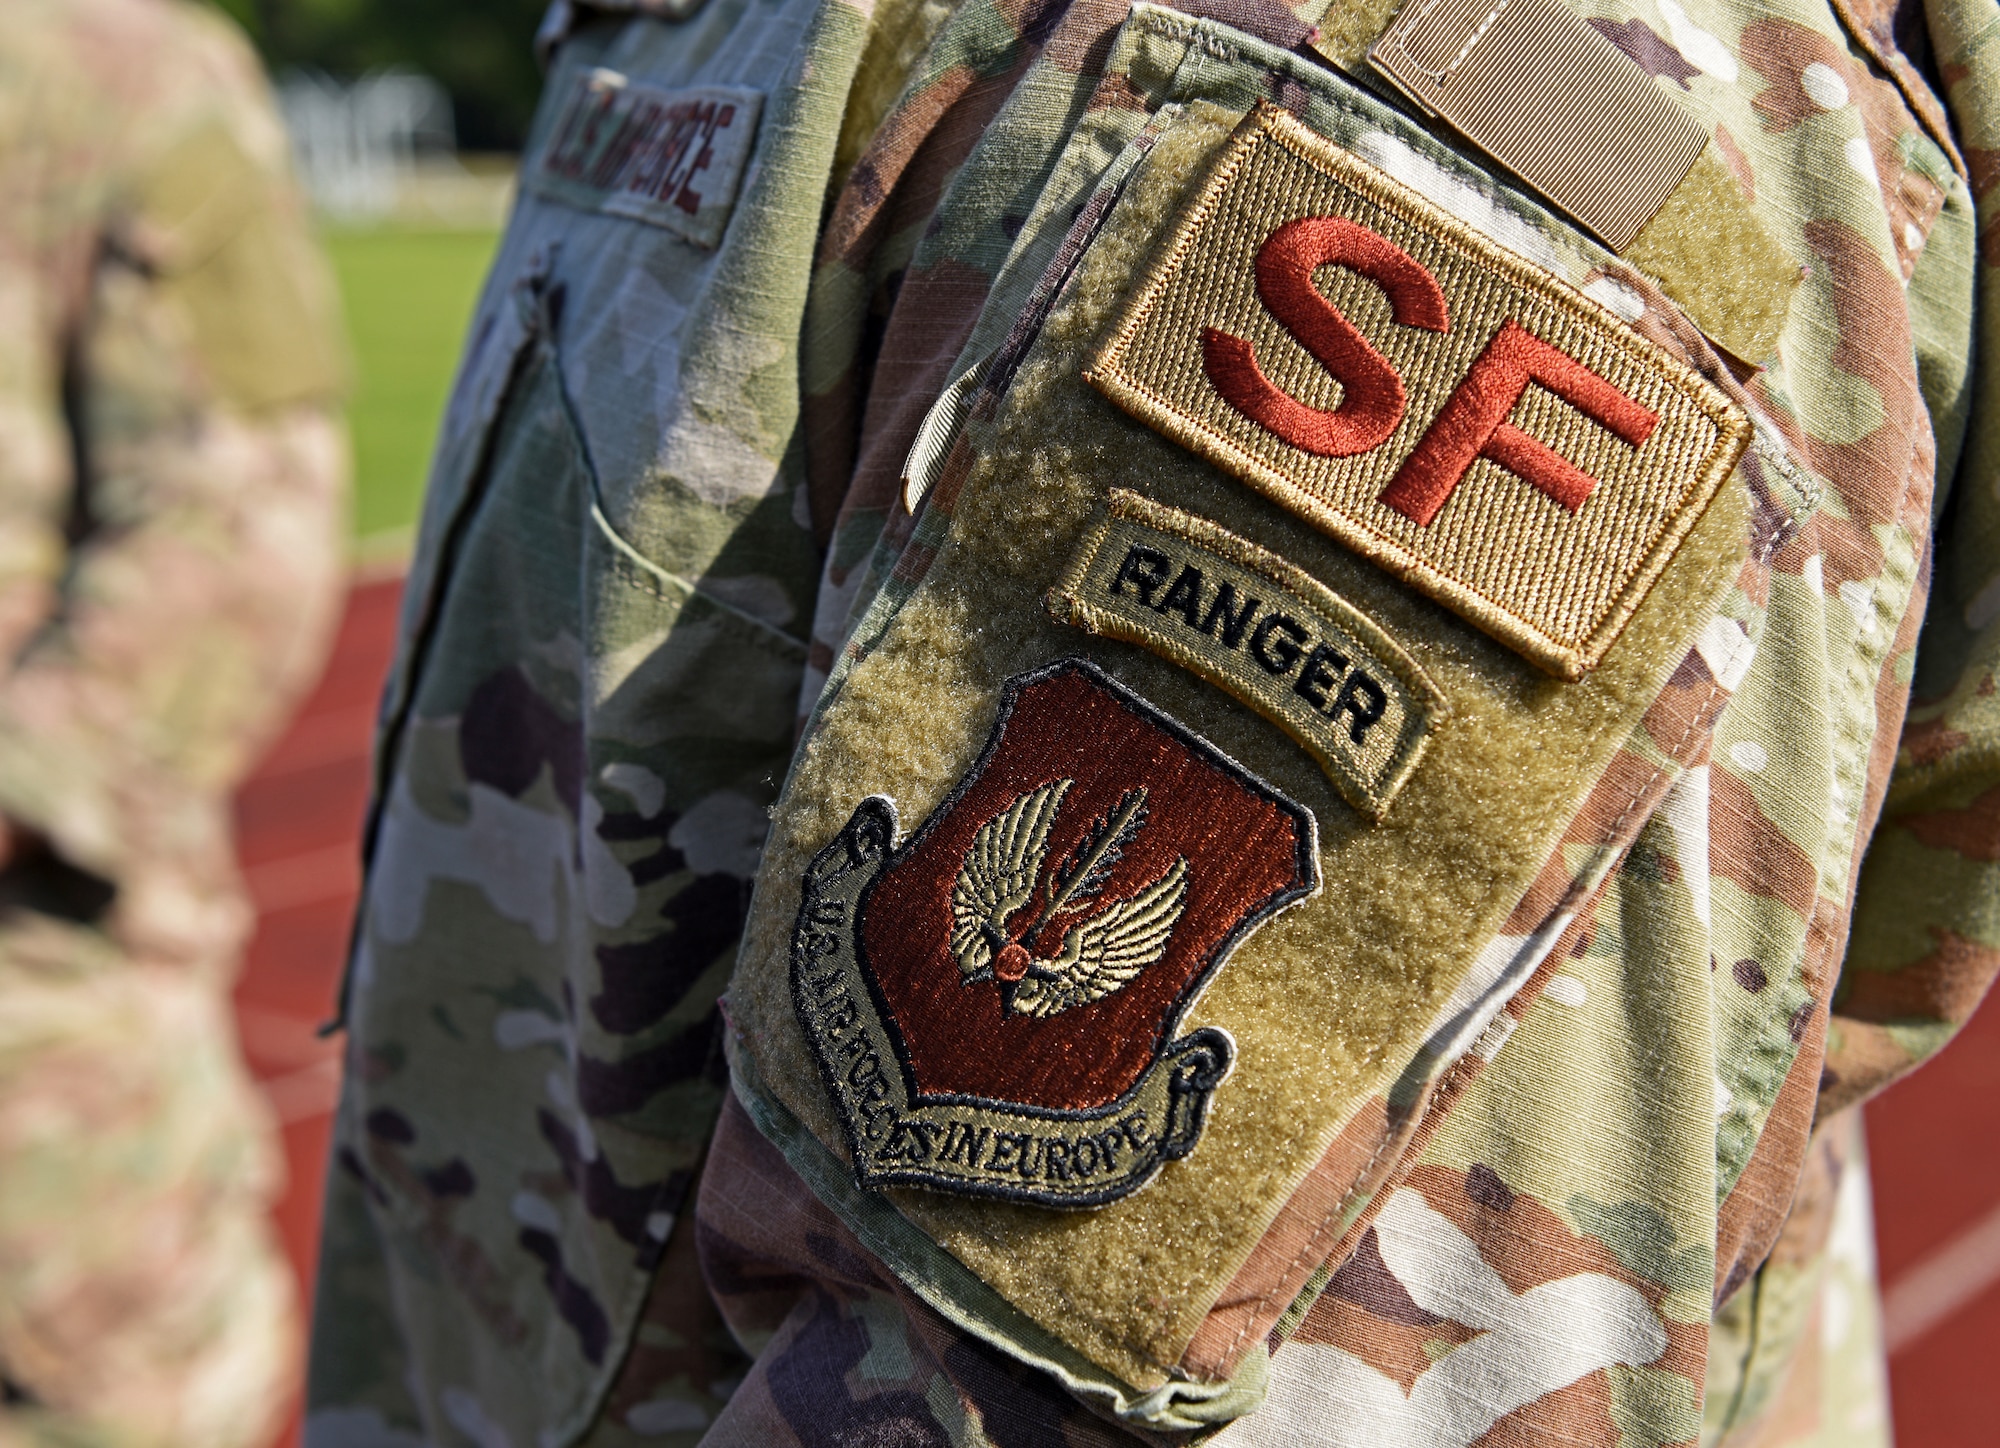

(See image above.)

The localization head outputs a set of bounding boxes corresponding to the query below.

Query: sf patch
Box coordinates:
[791,658,1317,1208]
[1086,103,1750,679]
[1049,490,1443,818]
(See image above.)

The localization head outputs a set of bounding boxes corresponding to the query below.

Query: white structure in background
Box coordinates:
[278,68,458,220]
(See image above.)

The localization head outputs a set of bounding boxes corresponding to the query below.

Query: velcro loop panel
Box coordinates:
[727,102,1755,1409]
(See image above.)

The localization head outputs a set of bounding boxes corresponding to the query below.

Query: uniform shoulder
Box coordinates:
[0,0,291,172]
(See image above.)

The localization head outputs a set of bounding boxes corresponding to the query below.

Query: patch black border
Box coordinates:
[789,656,1320,1207]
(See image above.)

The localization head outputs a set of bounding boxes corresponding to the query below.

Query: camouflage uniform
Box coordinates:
[0,1,348,1444]
[309,0,2000,1443]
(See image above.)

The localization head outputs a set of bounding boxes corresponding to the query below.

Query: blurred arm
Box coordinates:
[0,14,349,888]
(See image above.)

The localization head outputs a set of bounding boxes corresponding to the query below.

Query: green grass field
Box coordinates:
[326,227,501,547]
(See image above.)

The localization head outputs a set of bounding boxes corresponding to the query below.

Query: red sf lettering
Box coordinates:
[1377,320,1659,526]
[1202,216,1661,528]
[1202,217,1448,458]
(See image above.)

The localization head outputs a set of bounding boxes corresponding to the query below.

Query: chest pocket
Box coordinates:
[337,243,806,1442]
[720,4,1830,1433]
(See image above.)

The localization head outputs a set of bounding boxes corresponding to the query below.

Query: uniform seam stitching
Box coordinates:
[1202,499,1792,1379]
[1085,103,1749,676]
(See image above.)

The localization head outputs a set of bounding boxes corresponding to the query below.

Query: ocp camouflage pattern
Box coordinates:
[308,0,2000,1441]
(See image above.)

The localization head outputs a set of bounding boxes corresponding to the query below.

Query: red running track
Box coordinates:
[235,576,2000,1447]
[233,577,394,1448]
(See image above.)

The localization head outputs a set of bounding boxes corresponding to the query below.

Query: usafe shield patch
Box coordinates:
[525,68,762,248]
[1049,490,1443,818]
[1085,103,1751,680]
[790,659,1318,1208]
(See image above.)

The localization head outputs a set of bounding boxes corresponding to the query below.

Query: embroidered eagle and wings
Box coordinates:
[792,659,1318,1202]
[949,778,1190,1018]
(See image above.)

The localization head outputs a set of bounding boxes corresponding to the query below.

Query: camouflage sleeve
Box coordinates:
[691,0,1987,1440]
[1828,0,2000,1112]
[0,0,348,888]
[0,16,87,720]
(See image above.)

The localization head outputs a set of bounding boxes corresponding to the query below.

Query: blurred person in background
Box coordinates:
[0,1,349,1444]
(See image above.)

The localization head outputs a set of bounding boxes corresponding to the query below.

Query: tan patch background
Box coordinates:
[1049,490,1444,817]
[1088,105,1748,677]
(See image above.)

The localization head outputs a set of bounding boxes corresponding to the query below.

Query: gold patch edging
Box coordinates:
[1082,102,1753,680]
[1048,489,1447,819]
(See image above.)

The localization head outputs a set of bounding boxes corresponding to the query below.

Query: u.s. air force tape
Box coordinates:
[526,69,762,249]
[1049,490,1443,818]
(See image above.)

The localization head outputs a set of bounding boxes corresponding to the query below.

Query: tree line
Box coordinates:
[211,0,550,151]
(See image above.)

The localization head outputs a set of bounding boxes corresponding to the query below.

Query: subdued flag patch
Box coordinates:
[1048,490,1443,818]
[1368,0,1707,253]
[525,69,762,249]
[789,659,1317,1208]
[1085,103,1750,680]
